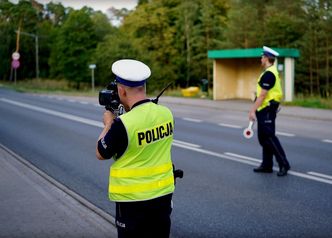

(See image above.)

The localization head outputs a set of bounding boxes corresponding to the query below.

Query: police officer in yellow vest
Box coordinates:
[96,59,175,237]
[249,46,291,177]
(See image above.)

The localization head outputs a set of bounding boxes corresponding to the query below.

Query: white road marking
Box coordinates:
[224,152,260,163]
[172,144,260,167]
[276,131,295,137]
[287,170,332,185]
[79,101,89,105]
[182,117,202,123]
[173,140,201,148]
[0,98,103,128]
[322,139,332,144]
[218,123,242,129]
[307,172,332,180]
[2,98,332,186]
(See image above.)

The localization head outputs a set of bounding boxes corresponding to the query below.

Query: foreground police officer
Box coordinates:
[96,59,175,238]
[249,46,291,177]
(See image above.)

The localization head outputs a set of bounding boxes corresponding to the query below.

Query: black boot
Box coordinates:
[253,166,273,173]
[277,166,290,177]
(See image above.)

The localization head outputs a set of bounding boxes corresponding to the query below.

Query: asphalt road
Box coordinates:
[1,88,332,237]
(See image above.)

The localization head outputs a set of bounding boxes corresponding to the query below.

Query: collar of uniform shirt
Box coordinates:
[131,99,151,110]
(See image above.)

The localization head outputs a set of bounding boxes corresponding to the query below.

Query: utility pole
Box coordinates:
[15,31,39,80]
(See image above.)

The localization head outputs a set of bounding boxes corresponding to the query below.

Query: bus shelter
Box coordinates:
[208,48,300,101]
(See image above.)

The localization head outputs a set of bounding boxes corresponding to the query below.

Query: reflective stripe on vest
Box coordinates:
[109,102,175,202]
[257,65,283,111]
[110,174,174,194]
[111,162,173,178]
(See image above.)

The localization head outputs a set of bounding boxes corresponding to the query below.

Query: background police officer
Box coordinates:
[249,46,291,177]
[96,59,175,238]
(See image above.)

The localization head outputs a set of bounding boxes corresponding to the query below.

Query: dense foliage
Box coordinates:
[0,0,331,97]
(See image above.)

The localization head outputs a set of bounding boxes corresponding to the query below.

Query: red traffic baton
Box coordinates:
[243,121,254,139]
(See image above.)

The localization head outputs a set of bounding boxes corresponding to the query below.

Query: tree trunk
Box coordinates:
[184,12,191,88]
[325,34,330,97]
[314,30,320,96]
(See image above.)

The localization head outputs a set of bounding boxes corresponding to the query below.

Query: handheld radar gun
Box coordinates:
[243,121,254,139]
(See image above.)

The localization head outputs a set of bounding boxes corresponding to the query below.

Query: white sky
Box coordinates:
[10,0,138,12]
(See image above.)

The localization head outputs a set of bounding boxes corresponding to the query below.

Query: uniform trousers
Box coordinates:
[115,193,173,238]
[256,102,290,169]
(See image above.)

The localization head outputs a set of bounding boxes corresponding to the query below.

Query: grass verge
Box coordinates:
[283,97,332,109]
[1,79,331,109]
[0,79,100,97]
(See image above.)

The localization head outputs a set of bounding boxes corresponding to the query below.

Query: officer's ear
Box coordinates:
[117,84,126,98]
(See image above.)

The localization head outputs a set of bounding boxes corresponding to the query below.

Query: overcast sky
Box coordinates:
[10,0,138,12]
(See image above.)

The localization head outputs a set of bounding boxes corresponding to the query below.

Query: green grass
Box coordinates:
[1,79,331,109]
[283,96,332,109]
[0,79,100,97]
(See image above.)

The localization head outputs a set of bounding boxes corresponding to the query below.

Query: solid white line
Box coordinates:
[276,131,295,137]
[172,143,260,167]
[173,140,201,148]
[322,139,332,144]
[307,172,332,180]
[218,123,242,129]
[224,152,261,163]
[3,98,332,186]
[182,117,202,123]
[288,170,332,185]
[0,98,103,128]
[172,144,332,185]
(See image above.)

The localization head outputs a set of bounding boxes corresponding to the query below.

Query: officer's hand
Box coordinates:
[103,111,115,127]
[249,110,256,122]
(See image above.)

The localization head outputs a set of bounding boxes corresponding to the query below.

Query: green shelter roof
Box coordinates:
[208,48,300,59]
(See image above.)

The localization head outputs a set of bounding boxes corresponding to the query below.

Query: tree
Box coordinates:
[91,11,116,41]
[0,1,14,80]
[298,0,332,97]
[44,1,67,26]
[49,8,97,89]
[192,0,228,87]
[121,0,228,91]
[0,0,43,80]
[223,1,263,48]
[121,0,180,92]
[93,29,138,86]
[175,0,198,87]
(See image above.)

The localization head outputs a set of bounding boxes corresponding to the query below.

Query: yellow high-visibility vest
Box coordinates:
[257,65,283,111]
[108,101,175,202]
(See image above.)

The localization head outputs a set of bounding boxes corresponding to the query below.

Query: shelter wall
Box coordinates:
[213,58,261,100]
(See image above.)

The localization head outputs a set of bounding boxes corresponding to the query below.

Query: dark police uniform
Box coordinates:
[256,70,290,167]
[254,61,291,176]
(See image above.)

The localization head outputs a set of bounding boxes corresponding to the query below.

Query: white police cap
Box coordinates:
[262,46,279,58]
[112,59,151,87]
